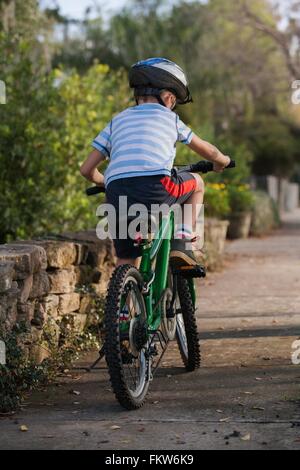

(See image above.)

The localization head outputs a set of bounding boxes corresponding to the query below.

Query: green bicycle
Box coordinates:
[87,159,235,410]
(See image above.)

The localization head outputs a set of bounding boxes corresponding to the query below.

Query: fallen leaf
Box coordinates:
[110,425,121,430]
[70,390,80,396]
[243,392,254,395]
[219,417,230,423]
[255,378,263,381]
[20,425,28,432]
[216,410,223,414]
[252,406,265,411]
[241,433,251,441]
[73,402,80,405]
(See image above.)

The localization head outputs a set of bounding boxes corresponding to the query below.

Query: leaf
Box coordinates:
[70,390,80,396]
[20,425,28,432]
[241,433,251,441]
[219,417,230,422]
[110,425,121,430]
[216,410,224,414]
[252,406,265,411]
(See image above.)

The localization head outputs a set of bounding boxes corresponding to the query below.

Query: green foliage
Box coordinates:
[247,115,298,178]
[0,323,48,413]
[0,294,105,413]
[1,0,299,242]
[227,185,254,213]
[0,38,129,241]
[205,183,231,220]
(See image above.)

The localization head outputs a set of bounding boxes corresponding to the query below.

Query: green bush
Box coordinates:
[0,323,48,413]
[204,183,231,219]
[227,185,254,213]
[0,59,130,242]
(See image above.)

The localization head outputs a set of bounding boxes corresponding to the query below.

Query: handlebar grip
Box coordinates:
[86,186,106,196]
[189,160,236,173]
[226,160,236,169]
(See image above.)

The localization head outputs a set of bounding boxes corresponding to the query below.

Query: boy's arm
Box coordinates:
[80,149,106,186]
[188,135,231,173]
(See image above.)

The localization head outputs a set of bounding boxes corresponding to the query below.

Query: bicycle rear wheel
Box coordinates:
[104,264,150,410]
[176,276,201,371]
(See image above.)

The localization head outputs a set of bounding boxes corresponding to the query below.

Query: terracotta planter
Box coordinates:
[203,219,229,271]
[227,212,252,240]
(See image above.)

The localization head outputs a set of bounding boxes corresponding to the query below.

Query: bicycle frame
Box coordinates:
[138,211,196,333]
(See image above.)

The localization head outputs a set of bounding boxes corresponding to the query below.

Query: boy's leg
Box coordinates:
[167,172,205,267]
[181,173,204,236]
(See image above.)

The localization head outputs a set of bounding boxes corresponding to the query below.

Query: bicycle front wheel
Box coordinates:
[104,264,150,410]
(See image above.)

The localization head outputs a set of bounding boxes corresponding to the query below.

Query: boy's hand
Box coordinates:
[213,156,231,173]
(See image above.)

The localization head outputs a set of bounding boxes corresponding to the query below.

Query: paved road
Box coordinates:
[1,211,300,450]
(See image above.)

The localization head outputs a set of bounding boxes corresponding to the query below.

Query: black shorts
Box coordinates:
[106,170,197,259]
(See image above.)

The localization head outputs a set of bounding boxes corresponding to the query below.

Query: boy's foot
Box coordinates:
[170,239,198,267]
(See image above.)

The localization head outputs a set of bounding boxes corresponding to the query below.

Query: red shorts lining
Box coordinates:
[160,176,196,199]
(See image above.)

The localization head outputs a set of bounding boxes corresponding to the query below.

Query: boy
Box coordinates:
[80,58,231,267]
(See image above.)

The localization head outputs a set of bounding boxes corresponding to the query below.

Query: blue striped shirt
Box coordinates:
[92,103,194,186]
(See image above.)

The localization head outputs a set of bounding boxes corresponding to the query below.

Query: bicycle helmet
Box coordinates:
[129,57,193,106]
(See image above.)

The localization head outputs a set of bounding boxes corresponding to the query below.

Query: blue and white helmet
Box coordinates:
[129,57,192,105]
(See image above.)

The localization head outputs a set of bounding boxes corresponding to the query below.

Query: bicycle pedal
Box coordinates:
[173,265,206,279]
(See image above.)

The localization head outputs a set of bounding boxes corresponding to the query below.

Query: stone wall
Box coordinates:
[0,231,115,354]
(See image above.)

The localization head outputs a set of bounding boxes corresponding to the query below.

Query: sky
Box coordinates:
[40,0,128,19]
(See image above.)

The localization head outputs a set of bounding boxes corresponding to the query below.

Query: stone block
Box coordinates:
[31,302,48,328]
[30,271,50,299]
[58,293,80,315]
[17,274,33,303]
[0,283,19,327]
[17,300,36,324]
[41,294,59,318]
[0,262,15,293]
[0,244,47,279]
[36,241,77,268]
[48,267,78,294]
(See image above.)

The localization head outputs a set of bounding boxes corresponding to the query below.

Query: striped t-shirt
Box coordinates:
[92,103,194,186]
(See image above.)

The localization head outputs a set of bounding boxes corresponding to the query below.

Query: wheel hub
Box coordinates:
[129,317,148,356]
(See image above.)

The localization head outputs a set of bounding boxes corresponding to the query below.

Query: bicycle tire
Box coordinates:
[176,276,201,371]
[104,264,150,410]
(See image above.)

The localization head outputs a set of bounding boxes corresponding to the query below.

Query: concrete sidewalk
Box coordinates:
[1,211,300,450]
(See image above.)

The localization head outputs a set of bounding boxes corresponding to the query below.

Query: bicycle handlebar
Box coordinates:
[85,159,236,196]
[184,159,236,174]
[86,186,106,196]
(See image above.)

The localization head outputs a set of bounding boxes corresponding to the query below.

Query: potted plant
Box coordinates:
[203,184,230,270]
[227,185,254,239]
